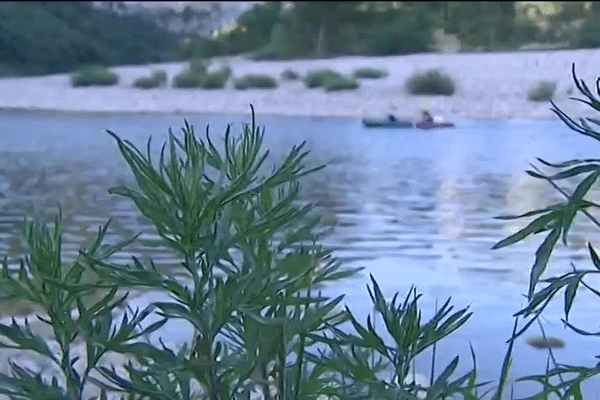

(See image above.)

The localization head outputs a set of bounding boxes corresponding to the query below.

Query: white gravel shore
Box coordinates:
[2,49,600,121]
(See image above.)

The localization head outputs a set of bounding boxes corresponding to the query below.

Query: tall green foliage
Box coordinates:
[368,14,434,55]
[445,2,516,49]
[490,64,600,397]
[0,2,180,76]
[254,1,436,59]
[0,106,484,399]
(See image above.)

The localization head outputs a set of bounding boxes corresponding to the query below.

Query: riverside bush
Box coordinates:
[323,75,360,91]
[233,74,277,89]
[304,69,343,88]
[132,69,168,89]
[405,69,456,96]
[172,70,204,88]
[189,58,210,75]
[527,80,557,102]
[70,65,119,87]
[200,70,229,89]
[353,67,388,79]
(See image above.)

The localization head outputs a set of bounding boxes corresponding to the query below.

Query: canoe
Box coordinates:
[362,118,413,128]
[415,121,455,130]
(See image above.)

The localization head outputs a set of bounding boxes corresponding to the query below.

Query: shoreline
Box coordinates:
[1,49,600,121]
[0,104,565,124]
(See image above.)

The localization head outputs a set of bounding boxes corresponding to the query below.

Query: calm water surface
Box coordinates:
[1,109,600,397]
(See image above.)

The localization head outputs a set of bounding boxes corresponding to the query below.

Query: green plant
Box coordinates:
[151,69,168,85]
[0,2,180,77]
[216,64,233,80]
[178,37,223,60]
[368,15,433,56]
[577,15,600,48]
[200,71,229,89]
[71,65,119,87]
[0,211,156,399]
[132,69,168,89]
[405,69,455,96]
[304,69,342,89]
[189,58,210,75]
[316,276,489,399]
[527,80,557,102]
[353,67,388,79]
[323,75,360,91]
[233,74,278,89]
[281,68,300,80]
[172,70,204,88]
[0,105,491,399]
[489,63,600,397]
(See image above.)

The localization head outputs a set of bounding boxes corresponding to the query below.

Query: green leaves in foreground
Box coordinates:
[491,63,600,399]
[0,212,163,400]
[312,275,487,399]
[81,105,364,400]
[0,105,484,399]
[492,162,600,300]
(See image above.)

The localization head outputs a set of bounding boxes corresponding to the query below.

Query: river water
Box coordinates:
[0,109,600,397]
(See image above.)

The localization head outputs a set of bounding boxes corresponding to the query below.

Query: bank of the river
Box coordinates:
[1,48,600,121]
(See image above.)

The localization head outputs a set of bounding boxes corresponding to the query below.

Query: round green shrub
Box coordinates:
[201,71,229,89]
[132,76,160,89]
[527,80,557,102]
[173,71,204,88]
[353,67,388,79]
[132,69,168,89]
[234,74,277,90]
[323,75,360,91]
[150,69,168,85]
[71,65,119,87]
[189,58,210,75]
[304,69,342,88]
[281,68,300,80]
[405,69,455,96]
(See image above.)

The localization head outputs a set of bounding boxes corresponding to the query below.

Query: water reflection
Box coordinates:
[0,111,599,396]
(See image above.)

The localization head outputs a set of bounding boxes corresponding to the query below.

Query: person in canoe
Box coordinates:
[420,109,434,124]
[388,114,397,122]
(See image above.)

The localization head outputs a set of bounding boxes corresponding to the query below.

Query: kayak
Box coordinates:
[415,121,455,130]
[362,118,455,130]
[362,118,413,128]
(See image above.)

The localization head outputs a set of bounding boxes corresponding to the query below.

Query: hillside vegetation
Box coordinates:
[0,1,181,76]
[181,2,600,60]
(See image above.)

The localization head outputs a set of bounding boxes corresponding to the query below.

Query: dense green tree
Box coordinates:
[0,2,181,76]
[234,3,281,50]
[259,1,434,58]
[446,1,516,49]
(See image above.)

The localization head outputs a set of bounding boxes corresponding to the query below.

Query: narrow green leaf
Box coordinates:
[528,227,561,299]
[492,212,557,250]
[547,164,600,180]
[562,170,600,244]
[564,276,581,321]
[589,243,600,271]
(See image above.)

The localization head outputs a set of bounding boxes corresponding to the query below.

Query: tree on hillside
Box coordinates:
[0,2,180,76]
[236,2,281,50]
[287,2,363,58]
[446,1,516,49]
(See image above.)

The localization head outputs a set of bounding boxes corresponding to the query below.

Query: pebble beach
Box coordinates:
[2,48,600,121]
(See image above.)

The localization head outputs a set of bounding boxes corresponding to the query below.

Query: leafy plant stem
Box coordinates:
[531,164,600,230]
